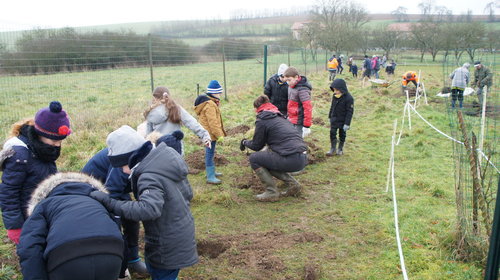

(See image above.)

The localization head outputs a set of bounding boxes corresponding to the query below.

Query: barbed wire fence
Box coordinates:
[442,52,499,263]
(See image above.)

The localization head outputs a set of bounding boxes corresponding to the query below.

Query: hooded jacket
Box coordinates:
[450,66,470,89]
[329,81,354,129]
[17,173,124,279]
[145,104,210,143]
[264,74,289,115]
[81,148,131,200]
[244,103,306,155]
[287,76,313,128]
[94,143,198,270]
[0,125,57,229]
[194,95,226,141]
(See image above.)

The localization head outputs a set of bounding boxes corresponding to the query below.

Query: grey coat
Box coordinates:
[449,66,469,89]
[146,105,210,143]
[92,143,198,270]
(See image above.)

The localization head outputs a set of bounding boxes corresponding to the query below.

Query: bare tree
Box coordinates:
[484,2,496,22]
[372,25,402,59]
[418,0,434,20]
[434,6,452,22]
[391,6,409,22]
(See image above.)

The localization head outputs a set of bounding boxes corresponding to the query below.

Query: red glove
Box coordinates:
[7,229,22,244]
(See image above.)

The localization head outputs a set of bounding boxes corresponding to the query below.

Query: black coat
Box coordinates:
[244,107,307,156]
[17,173,123,280]
[328,92,354,129]
[264,74,289,115]
[0,130,57,229]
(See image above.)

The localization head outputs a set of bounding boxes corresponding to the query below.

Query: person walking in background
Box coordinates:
[194,80,227,184]
[91,126,198,280]
[347,56,354,73]
[144,86,211,153]
[449,63,470,109]
[371,55,380,79]
[17,173,124,280]
[473,61,493,106]
[351,63,358,78]
[337,55,344,75]
[264,64,289,116]
[0,101,71,245]
[326,79,354,156]
[283,66,313,138]
[362,55,372,79]
[385,60,396,75]
[82,148,149,278]
[240,96,307,202]
[327,55,339,81]
[381,55,387,68]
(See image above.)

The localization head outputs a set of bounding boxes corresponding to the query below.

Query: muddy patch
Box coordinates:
[185,150,230,170]
[226,125,251,136]
[196,230,325,277]
[312,117,327,127]
[305,139,327,164]
[230,171,264,192]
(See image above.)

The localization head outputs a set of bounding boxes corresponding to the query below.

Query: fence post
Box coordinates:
[303,48,307,76]
[485,178,500,280]
[287,47,290,66]
[148,33,154,93]
[222,41,228,101]
[263,45,268,88]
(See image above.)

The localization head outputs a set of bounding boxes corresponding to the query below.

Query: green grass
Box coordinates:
[0,57,494,279]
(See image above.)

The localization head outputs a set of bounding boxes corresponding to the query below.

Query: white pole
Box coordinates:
[414,70,422,108]
[422,82,428,105]
[479,86,488,166]
[386,120,398,192]
[397,103,407,145]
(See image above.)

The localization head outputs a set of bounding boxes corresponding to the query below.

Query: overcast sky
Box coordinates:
[0,0,496,31]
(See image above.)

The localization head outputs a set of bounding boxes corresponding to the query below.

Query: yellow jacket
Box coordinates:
[194,97,226,141]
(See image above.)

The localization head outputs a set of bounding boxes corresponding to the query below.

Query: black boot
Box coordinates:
[326,139,337,156]
[337,141,345,155]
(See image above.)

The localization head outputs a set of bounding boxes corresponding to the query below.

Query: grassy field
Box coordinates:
[0,55,495,279]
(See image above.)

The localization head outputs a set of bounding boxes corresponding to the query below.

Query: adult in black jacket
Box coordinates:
[241,95,307,202]
[17,172,124,280]
[264,64,289,115]
[327,79,354,156]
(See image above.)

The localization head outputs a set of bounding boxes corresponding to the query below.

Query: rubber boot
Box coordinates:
[215,170,223,177]
[206,166,221,185]
[128,260,149,277]
[337,141,345,155]
[451,100,456,108]
[254,168,280,202]
[326,139,337,156]
[270,171,302,197]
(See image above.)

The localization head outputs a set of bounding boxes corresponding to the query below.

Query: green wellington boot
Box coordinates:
[270,170,302,197]
[255,168,280,202]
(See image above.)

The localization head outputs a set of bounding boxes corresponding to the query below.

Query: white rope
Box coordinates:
[477,149,500,174]
[387,120,397,192]
[389,134,410,280]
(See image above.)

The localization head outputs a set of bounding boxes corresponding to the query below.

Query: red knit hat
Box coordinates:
[34,101,71,140]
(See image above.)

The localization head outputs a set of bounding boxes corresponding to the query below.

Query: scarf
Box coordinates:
[22,125,61,162]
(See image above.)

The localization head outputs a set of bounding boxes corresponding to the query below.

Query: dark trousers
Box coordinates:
[330,126,346,143]
[48,254,122,280]
[338,65,344,74]
[451,88,464,108]
[249,151,307,172]
[122,218,140,262]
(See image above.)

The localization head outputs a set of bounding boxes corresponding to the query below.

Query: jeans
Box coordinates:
[205,141,217,167]
[146,263,179,280]
[451,88,464,108]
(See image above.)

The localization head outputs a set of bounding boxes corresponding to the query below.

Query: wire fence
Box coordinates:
[442,53,499,262]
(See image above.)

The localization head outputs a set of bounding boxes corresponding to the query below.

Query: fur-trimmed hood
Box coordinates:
[28,172,108,216]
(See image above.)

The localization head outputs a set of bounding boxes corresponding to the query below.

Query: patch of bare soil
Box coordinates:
[226,125,251,136]
[196,230,324,277]
[305,139,327,165]
[304,263,321,280]
[230,171,264,192]
[312,117,327,127]
[185,150,229,170]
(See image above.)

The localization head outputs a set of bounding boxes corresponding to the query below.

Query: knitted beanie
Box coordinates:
[277,64,288,76]
[106,125,147,167]
[34,101,71,140]
[474,61,481,67]
[157,130,184,155]
[206,80,223,96]
[330,79,348,94]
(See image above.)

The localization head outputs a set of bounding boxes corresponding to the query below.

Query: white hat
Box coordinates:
[277,64,288,76]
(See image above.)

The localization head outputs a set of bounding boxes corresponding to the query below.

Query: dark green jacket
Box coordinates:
[474,66,493,87]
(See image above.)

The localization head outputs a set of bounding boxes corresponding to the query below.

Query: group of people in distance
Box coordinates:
[0,61,358,280]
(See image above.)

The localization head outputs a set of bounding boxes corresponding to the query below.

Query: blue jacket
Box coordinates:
[0,134,57,229]
[81,148,131,200]
[17,173,124,280]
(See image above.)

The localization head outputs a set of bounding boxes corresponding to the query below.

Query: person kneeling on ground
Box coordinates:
[17,173,124,280]
[326,79,354,156]
[240,95,308,202]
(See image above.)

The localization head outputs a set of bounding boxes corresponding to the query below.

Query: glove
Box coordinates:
[217,136,224,142]
[240,139,247,151]
[7,228,22,244]
[343,124,350,131]
[90,191,118,213]
[302,127,311,138]
[203,138,212,149]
